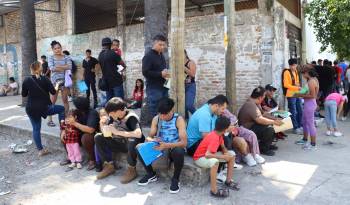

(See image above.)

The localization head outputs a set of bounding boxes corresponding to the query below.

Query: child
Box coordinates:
[193,116,239,198]
[61,110,82,169]
[324,92,347,137]
[95,108,113,172]
[127,79,144,109]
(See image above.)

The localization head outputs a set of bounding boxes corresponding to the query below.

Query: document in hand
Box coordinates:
[273,117,293,133]
[137,142,163,166]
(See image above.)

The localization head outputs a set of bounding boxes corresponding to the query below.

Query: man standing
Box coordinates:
[142,34,170,118]
[98,37,124,100]
[339,60,348,92]
[41,55,50,78]
[282,58,303,135]
[83,49,99,108]
[238,87,283,156]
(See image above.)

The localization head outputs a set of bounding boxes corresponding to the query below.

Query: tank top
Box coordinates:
[158,113,179,143]
[113,110,140,141]
[185,60,195,84]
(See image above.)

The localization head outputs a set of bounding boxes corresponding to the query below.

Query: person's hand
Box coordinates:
[161,70,170,79]
[154,141,168,151]
[273,119,283,126]
[66,116,76,126]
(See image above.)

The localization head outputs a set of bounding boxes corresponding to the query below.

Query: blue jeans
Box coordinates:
[106,85,124,101]
[146,87,169,117]
[324,100,337,129]
[287,97,303,129]
[185,82,196,119]
[29,105,65,150]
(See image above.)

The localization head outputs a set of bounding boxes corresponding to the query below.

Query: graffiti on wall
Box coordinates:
[0,44,19,85]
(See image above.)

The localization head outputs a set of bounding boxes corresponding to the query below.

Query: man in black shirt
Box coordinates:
[83,49,99,108]
[98,37,124,100]
[41,55,50,78]
[142,34,170,117]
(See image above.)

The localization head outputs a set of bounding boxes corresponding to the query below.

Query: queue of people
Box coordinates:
[20,34,349,199]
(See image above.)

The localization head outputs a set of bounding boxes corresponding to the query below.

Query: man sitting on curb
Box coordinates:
[137,97,187,194]
[193,116,239,198]
[95,97,144,183]
[238,87,283,156]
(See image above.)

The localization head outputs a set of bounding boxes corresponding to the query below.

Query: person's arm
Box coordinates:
[185,61,196,77]
[109,117,142,138]
[146,116,159,141]
[337,101,344,118]
[155,116,187,150]
[255,116,282,126]
[46,77,56,95]
[283,71,300,91]
[72,121,96,134]
[21,79,28,97]
[142,55,162,79]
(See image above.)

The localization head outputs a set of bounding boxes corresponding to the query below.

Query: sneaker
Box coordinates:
[333,131,343,137]
[243,154,257,167]
[68,96,73,102]
[326,131,333,136]
[216,170,226,184]
[234,163,243,170]
[293,128,303,135]
[341,116,347,121]
[254,154,265,164]
[60,159,71,166]
[137,173,158,186]
[76,163,82,169]
[261,150,275,156]
[169,178,180,194]
[295,139,307,145]
[68,162,76,168]
[303,143,317,150]
[269,145,278,150]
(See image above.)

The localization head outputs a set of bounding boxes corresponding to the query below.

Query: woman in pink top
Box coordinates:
[324,93,347,137]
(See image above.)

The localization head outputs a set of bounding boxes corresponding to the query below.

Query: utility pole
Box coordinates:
[170,0,185,116]
[20,0,37,105]
[224,0,237,112]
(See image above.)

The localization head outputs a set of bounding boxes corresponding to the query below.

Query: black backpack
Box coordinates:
[281,69,295,96]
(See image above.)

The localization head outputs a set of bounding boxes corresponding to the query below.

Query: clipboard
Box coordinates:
[273,117,293,133]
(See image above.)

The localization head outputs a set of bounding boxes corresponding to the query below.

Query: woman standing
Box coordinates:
[22,61,65,156]
[184,50,197,120]
[294,67,319,150]
[47,40,72,127]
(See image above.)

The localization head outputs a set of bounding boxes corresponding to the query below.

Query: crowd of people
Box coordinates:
[19,34,350,198]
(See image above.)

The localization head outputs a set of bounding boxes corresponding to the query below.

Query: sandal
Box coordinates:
[38,148,50,157]
[224,181,240,191]
[47,121,56,127]
[210,189,229,198]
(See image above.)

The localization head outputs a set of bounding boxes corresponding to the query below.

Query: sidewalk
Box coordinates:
[1,96,350,204]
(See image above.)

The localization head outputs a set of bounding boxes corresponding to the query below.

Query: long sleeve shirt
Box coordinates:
[142,49,166,89]
[283,68,300,97]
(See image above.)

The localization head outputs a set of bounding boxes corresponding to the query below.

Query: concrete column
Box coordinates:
[67,0,75,35]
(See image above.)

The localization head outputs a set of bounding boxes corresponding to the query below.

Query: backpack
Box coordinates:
[281,68,295,96]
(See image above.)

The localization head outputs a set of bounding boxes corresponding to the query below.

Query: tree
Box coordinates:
[305,0,350,59]
[20,0,37,105]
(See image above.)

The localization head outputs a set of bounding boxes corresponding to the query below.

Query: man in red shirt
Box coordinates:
[193,116,239,198]
[334,61,342,92]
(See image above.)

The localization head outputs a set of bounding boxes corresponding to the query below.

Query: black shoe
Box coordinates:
[137,173,158,186]
[95,163,103,172]
[261,150,275,156]
[169,178,180,194]
[60,159,71,166]
[270,145,278,150]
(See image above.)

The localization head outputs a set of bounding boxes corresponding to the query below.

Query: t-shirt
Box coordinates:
[77,109,100,131]
[98,49,123,89]
[42,61,49,77]
[335,66,342,83]
[9,82,18,89]
[193,131,224,160]
[325,93,345,106]
[82,57,99,81]
[133,89,143,102]
[238,99,263,129]
[186,104,217,148]
[339,62,348,80]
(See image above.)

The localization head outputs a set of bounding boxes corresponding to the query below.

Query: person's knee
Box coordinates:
[82,133,94,145]
[94,134,103,144]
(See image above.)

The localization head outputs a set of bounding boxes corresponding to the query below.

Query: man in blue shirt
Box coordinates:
[339,60,348,91]
[187,95,230,156]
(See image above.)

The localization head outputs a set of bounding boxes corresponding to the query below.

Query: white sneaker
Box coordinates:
[333,131,343,137]
[243,154,257,167]
[254,154,265,164]
[303,143,317,151]
[234,163,243,170]
[68,96,73,102]
[294,128,303,135]
[216,170,226,184]
[326,131,333,136]
[68,162,76,168]
[341,117,347,121]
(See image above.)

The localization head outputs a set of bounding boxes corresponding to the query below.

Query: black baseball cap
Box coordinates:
[101,37,112,46]
[265,84,277,91]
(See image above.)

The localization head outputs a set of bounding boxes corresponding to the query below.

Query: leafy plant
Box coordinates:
[305,0,350,59]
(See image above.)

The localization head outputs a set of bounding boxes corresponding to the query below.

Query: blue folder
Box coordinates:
[137,142,163,166]
[77,80,88,92]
